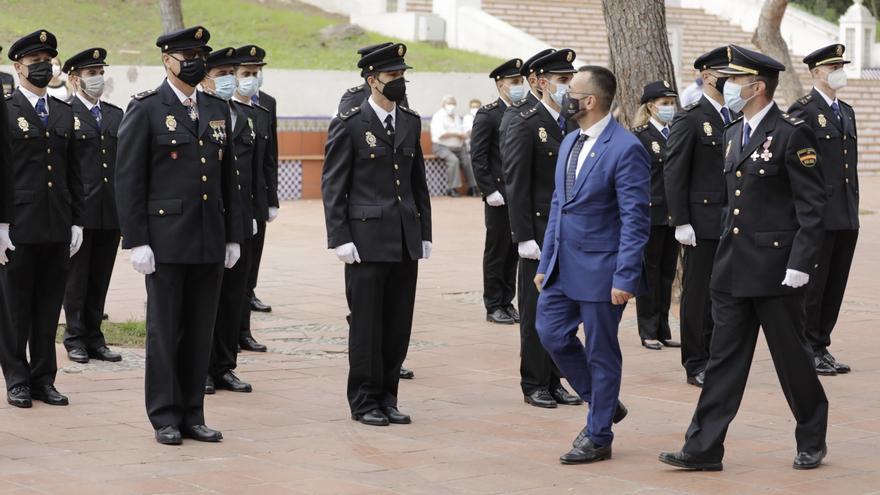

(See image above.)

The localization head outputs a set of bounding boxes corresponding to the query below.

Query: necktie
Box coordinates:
[831,100,841,121]
[91,105,102,130]
[557,114,566,132]
[742,121,751,150]
[661,127,670,140]
[565,134,588,201]
[35,97,48,127]
[720,106,730,125]
[251,94,260,106]
[384,114,394,136]
[184,97,198,122]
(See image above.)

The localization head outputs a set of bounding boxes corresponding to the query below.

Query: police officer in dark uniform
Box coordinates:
[498,48,554,165]
[115,26,242,445]
[322,43,432,427]
[0,29,84,408]
[471,58,523,325]
[661,45,829,471]
[787,44,858,376]
[503,49,581,409]
[632,81,680,350]
[664,47,735,387]
[244,45,277,319]
[0,46,12,265]
[202,47,258,395]
[61,47,124,365]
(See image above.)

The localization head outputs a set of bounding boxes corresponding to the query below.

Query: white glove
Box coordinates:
[422,240,432,259]
[0,223,15,265]
[225,242,241,269]
[335,242,361,264]
[675,224,697,247]
[70,225,84,257]
[781,269,810,288]
[131,244,156,275]
[252,219,258,236]
[518,240,541,260]
[486,191,505,207]
[267,207,279,223]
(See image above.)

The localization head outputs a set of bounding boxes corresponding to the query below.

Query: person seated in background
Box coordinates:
[431,95,478,197]
[463,98,481,145]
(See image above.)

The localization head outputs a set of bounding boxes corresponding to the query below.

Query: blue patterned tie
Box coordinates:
[742,121,751,150]
[720,106,730,125]
[35,97,48,127]
[557,114,566,132]
[661,127,670,140]
[91,105,102,130]
[565,134,588,201]
[831,100,841,121]
[251,94,260,106]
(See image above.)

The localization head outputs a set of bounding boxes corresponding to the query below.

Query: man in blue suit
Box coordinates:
[535,66,651,464]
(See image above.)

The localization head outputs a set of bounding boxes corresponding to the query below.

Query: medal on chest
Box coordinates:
[74,116,81,131]
[165,115,177,132]
[365,131,377,148]
[750,136,773,162]
[209,120,226,143]
[817,114,827,128]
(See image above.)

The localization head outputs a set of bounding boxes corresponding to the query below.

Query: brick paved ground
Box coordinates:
[2,177,879,494]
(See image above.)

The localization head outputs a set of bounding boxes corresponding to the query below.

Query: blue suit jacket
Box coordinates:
[538,118,651,302]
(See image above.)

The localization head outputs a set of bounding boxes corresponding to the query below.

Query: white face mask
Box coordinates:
[51,64,61,78]
[826,68,847,90]
[80,74,105,99]
[444,104,456,115]
[236,76,259,98]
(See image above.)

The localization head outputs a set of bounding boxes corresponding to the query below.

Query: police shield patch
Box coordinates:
[797,148,817,167]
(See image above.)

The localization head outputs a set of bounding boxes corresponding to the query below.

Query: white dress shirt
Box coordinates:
[19,85,49,117]
[369,95,396,131]
[743,101,775,145]
[813,87,839,110]
[704,93,729,122]
[76,92,99,111]
[649,117,667,137]
[573,112,613,178]
[167,78,197,106]
[430,108,463,147]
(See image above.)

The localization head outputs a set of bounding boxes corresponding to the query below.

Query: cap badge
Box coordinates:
[703,122,712,136]
[250,46,256,56]
[227,48,234,57]
[365,131,377,148]
[17,117,29,133]
[515,60,522,68]
[566,51,573,62]
[93,50,100,59]
[195,28,204,40]
[538,127,548,143]
[727,46,732,61]
[663,80,670,88]
[836,44,843,56]
[818,114,827,128]
[651,141,660,154]
[165,115,177,132]
[39,31,47,43]
[398,45,404,57]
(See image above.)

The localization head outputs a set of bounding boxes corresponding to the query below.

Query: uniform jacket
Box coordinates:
[115,80,243,264]
[230,100,259,239]
[499,91,539,165]
[70,96,123,230]
[0,88,11,223]
[322,98,432,262]
[633,122,671,226]
[470,97,508,200]
[256,91,279,212]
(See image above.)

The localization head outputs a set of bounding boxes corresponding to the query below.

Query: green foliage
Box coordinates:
[57,320,147,348]
[792,0,879,21]
[0,0,502,72]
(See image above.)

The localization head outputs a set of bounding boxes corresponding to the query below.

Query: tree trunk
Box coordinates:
[601,0,678,129]
[751,0,803,104]
[159,0,185,34]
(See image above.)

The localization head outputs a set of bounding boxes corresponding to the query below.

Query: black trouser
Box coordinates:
[682,290,828,461]
[211,238,253,377]
[241,219,266,340]
[679,239,718,377]
[0,242,69,390]
[63,228,120,352]
[636,225,678,341]
[345,259,418,415]
[482,203,518,313]
[145,262,223,430]
[805,229,858,354]
[518,258,561,395]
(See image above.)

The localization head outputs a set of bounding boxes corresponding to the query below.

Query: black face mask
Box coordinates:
[173,56,207,87]
[713,76,728,94]
[378,77,407,103]
[560,94,587,119]
[24,61,53,88]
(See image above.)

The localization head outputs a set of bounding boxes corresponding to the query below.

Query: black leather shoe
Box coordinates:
[204,376,215,395]
[352,409,390,426]
[89,346,122,362]
[399,367,415,379]
[155,425,182,445]
[239,336,267,352]
[250,295,272,313]
[823,352,850,374]
[814,355,837,376]
[381,406,412,424]
[505,305,520,323]
[571,401,627,447]
[67,347,89,364]
[560,438,612,464]
[214,371,252,393]
[551,385,583,405]
[524,389,557,408]
[181,424,223,442]
[486,308,515,324]
[658,450,723,471]
[793,445,826,470]
[687,371,705,388]
[31,385,69,406]
[641,339,662,350]
[7,384,32,408]
[446,188,460,198]
[660,339,681,348]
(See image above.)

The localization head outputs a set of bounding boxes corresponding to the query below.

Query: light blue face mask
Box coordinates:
[236,76,260,98]
[508,83,526,102]
[256,70,264,88]
[656,104,676,124]
[723,80,757,114]
[550,82,568,106]
[211,74,237,100]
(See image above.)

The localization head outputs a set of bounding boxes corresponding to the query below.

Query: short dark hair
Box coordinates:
[579,65,616,111]
[756,75,778,99]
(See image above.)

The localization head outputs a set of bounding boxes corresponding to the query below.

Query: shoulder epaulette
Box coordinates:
[511,97,529,108]
[101,100,123,112]
[839,99,853,109]
[133,89,156,100]
[797,94,813,105]
[49,95,70,106]
[780,112,804,126]
[347,84,364,94]
[482,101,499,110]
[683,101,700,112]
[399,105,419,117]
[631,123,650,133]
[4,94,11,101]
[339,106,360,120]
[520,105,539,119]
